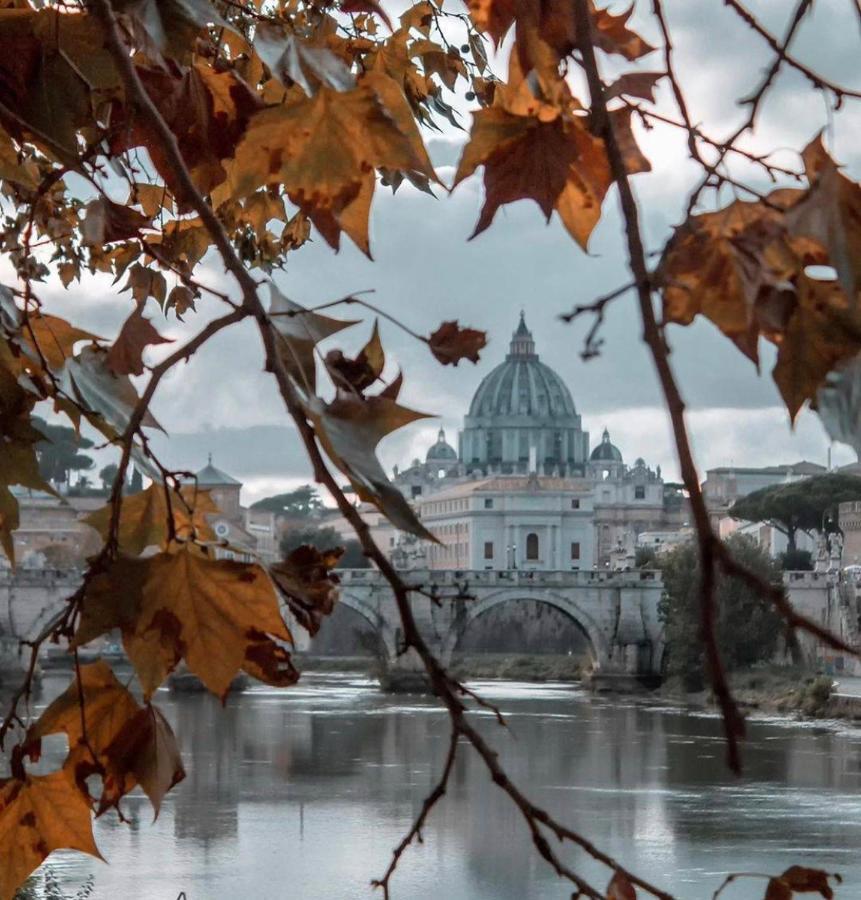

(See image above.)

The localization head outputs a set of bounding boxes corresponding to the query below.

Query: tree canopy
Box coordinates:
[729,474,861,550]
[280,524,369,569]
[659,534,784,690]
[252,484,324,517]
[32,417,95,486]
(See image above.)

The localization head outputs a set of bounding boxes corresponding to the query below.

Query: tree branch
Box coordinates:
[573,0,746,773]
[92,1,676,895]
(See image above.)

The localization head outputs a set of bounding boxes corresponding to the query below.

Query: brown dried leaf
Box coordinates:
[106,304,172,377]
[270,285,358,394]
[340,0,393,30]
[306,392,435,539]
[254,25,355,95]
[771,276,861,419]
[99,704,185,818]
[428,320,487,365]
[165,285,197,319]
[325,319,385,393]
[786,134,861,305]
[82,198,151,247]
[660,200,801,363]
[604,71,663,102]
[455,107,612,248]
[270,544,343,636]
[607,870,637,900]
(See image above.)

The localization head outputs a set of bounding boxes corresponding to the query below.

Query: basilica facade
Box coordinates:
[385,315,686,570]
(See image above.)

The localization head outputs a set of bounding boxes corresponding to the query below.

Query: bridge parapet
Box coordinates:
[338,568,662,589]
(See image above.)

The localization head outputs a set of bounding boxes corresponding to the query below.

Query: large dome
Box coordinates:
[461,314,589,475]
[468,314,577,419]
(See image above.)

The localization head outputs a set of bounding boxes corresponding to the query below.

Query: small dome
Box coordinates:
[426,428,457,462]
[590,429,623,463]
[467,313,577,420]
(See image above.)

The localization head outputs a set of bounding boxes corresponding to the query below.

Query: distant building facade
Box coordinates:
[326,315,685,570]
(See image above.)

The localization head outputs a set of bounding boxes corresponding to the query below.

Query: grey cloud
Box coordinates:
[24,0,861,490]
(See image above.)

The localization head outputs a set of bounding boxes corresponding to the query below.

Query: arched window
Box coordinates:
[526,532,539,560]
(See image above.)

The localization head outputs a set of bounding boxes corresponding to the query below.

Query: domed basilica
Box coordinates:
[383,315,684,570]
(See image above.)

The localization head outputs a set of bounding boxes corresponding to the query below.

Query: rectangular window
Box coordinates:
[411,485,422,498]
[484,498,493,509]
[484,541,494,560]
[571,498,580,509]
[635,486,645,499]
[571,542,580,560]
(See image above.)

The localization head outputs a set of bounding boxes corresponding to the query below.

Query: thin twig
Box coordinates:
[560,281,635,359]
[722,0,860,102]
[372,726,460,898]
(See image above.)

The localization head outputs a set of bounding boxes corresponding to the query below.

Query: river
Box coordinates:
[31,672,861,899]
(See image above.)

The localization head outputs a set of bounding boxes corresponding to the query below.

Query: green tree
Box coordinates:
[280,525,369,569]
[253,485,324,517]
[99,464,118,492]
[659,534,784,691]
[729,474,861,551]
[32,418,94,486]
[780,548,814,571]
[635,546,658,568]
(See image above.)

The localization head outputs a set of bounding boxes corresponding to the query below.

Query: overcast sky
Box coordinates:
[20,0,861,504]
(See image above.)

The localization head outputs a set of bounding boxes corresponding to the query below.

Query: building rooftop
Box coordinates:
[196,455,241,486]
[706,461,826,477]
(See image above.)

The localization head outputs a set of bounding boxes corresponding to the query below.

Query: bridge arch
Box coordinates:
[337,591,399,661]
[439,588,611,668]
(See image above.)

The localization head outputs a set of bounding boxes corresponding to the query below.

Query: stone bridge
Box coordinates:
[0,567,666,688]
[336,568,666,687]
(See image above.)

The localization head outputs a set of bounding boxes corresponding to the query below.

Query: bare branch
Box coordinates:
[573,0,746,773]
[92,2,676,895]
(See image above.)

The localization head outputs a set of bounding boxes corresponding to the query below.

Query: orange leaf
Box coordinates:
[26,660,139,762]
[0,767,102,900]
[75,548,293,699]
[82,482,219,556]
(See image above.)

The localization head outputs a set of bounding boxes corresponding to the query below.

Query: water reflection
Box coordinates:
[35,674,861,899]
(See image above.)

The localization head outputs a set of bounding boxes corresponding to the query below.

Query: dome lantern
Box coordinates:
[508,311,536,359]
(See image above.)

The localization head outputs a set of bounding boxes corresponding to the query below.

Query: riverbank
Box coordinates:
[295,653,586,682]
[659,666,861,722]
